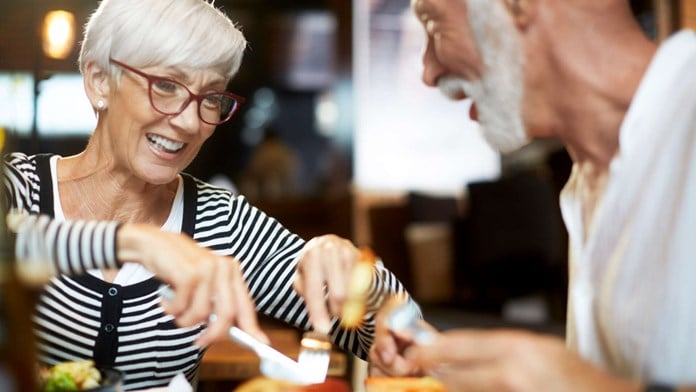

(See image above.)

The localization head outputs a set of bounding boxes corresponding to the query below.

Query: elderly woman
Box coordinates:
[3,0,412,390]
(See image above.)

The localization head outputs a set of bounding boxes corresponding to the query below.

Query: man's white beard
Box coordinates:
[438,0,529,153]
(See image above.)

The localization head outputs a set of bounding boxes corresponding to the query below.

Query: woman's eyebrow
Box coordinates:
[167,66,227,89]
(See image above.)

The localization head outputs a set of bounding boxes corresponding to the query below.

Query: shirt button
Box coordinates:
[104,323,115,333]
[108,287,118,296]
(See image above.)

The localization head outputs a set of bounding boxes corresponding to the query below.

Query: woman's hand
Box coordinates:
[292,234,360,333]
[117,223,267,348]
[405,329,642,392]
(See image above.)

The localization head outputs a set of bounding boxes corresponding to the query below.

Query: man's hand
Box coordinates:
[405,329,642,392]
[368,297,436,377]
[117,223,267,348]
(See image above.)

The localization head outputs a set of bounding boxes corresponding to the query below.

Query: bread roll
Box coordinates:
[365,376,446,392]
[233,377,299,392]
[340,247,378,328]
[233,376,351,392]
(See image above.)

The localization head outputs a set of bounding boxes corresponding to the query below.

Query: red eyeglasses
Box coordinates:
[109,58,245,125]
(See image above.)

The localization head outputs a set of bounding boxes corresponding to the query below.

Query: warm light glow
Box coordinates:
[42,10,76,60]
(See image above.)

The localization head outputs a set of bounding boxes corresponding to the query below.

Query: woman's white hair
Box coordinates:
[79,0,246,81]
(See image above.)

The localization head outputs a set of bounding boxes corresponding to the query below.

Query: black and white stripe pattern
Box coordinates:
[3,152,412,391]
[13,214,120,273]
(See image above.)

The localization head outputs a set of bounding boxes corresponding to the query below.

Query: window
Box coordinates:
[36,73,95,136]
[0,72,95,137]
[0,72,34,136]
[353,0,500,194]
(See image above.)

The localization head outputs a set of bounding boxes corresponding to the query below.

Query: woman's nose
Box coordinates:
[171,99,202,132]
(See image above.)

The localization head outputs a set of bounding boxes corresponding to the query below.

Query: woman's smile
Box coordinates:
[146,133,186,154]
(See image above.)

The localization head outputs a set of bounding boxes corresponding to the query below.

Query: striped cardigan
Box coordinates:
[3,152,410,391]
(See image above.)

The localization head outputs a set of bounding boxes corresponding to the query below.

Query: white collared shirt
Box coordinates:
[562,30,696,384]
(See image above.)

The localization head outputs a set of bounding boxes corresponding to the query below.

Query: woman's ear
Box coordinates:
[83,60,111,111]
[506,0,537,29]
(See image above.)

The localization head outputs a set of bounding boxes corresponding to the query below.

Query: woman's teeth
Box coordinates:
[147,134,184,153]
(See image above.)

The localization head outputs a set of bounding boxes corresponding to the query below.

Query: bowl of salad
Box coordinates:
[40,359,123,392]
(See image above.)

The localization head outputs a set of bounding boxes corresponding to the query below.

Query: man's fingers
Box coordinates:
[371,335,397,366]
[407,329,527,368]
[369,362,389,377]
[427,362,503,392]
[369,339,420,377]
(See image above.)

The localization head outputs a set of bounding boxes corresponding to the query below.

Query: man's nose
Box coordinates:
[421,40,444,87]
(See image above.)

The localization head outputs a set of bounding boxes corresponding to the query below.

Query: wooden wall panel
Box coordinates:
[0,1,95,72]
[683,0,696,29]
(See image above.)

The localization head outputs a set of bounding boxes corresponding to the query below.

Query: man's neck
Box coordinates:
[542,4,658,169]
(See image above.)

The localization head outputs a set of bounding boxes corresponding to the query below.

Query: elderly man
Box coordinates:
[369,0,696,391]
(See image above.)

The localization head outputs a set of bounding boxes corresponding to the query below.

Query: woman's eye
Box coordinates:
[153,79,179,94]
[202,95,223,108]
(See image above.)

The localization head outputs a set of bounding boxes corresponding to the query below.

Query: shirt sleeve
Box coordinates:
[4,153,121,276]
[12,213,121,276]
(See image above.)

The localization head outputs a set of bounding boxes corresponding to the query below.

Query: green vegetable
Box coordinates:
[44,371,78,392]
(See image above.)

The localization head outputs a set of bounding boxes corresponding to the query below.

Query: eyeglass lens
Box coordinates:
[150,79,237,124]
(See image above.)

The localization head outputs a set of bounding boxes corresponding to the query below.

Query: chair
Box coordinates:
[453,169,567,311]
[367,203,413,292]
[367,192,461,304]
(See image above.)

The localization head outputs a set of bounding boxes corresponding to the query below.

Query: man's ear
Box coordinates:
[506,0,537,29]
[83,60,111,110]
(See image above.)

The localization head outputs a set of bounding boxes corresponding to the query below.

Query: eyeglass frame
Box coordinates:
[108,57,245,125]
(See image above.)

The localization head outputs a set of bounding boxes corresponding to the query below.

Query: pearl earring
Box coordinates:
[97,99,105,109]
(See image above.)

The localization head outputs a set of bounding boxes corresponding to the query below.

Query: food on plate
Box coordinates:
[40,359,101,392]
[341,247,378,328]
[233,376,350,392]
[232,377,298,392]
[365,376,446,392]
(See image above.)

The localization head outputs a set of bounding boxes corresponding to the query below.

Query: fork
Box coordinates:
[386,300,435,344]
[227,324,318,384]
[296,330,332,383]
[157,285,318,385]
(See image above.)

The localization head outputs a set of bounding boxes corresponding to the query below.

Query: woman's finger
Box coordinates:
[297,250,332,333]
[175,262,214,328]
[230,259,268,345]
[196,257,235,347]
[160,277,194,319]
[324,245,351,318]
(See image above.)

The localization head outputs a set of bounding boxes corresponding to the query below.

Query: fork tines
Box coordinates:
[297,331,332,384]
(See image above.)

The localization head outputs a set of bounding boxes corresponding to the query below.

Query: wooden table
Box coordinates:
[197,327,348,391]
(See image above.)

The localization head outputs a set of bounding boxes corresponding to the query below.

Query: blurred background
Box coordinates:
[1,0,694,334]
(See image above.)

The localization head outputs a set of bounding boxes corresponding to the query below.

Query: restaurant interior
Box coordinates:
[1,0,695,390]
